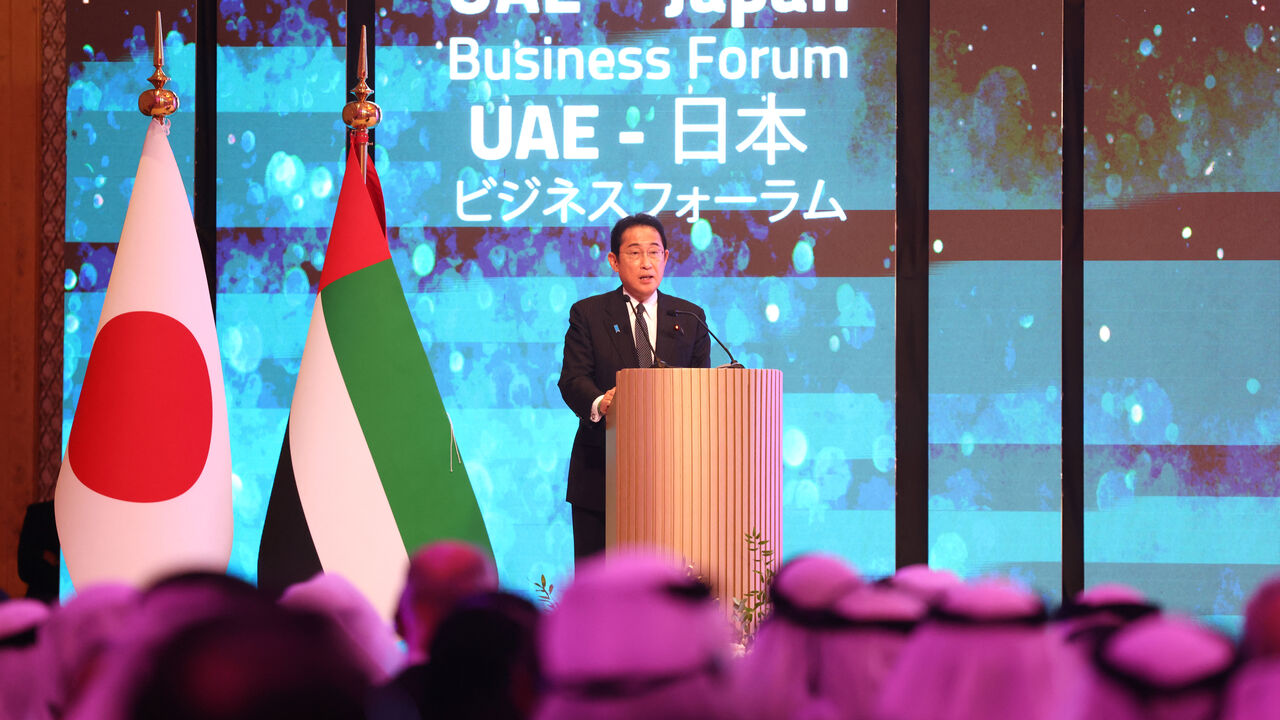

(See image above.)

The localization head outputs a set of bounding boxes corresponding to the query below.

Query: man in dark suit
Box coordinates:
[558,214,711,563]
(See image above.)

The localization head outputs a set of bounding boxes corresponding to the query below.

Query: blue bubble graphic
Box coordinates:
[1106,174,1123,198]
[1245,23,1264,52]
[265,152,306,196]
[412,243,436,276]
[783,427,808,467]
[929,533,969,574]
[1135,114,1155,140]
[872,434,895,473]
[690,218,712,251]
[309,166,334,199]
[282,266,310,305]
[1168,84,1195,122]
[1139,38,1154,57]
[792,236,815,273]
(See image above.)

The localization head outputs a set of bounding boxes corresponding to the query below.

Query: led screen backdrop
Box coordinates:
[58,1,1277,617]
[927,0,1063,598]
[63,0,899,595]
[373,0,900,589]
[1082,2,1280,627]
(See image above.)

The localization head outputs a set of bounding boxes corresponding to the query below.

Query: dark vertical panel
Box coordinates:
[346,0,377,151]
[1061,0,1085,599]
[194,0,216,307]
[896,0,929,569]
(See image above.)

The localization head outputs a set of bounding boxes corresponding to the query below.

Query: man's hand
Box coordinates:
[599,387,617,416]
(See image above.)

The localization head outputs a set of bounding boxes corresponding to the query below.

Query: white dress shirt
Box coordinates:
[590,290,659,422]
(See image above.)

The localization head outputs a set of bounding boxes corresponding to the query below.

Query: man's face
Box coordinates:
[608,224,668,302]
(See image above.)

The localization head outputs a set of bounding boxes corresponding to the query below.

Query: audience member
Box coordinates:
[1220,656,1280,720]
[1242,573,1280,659]
[31,583,140,720]
[396,540,499,665]
[281,572,406,684]
[883,563,963,605]
[8,556,1280,720]
[876,579,1060,720]
[735,554,922,720]
[1055,613,1236,720]
[536,551,734,720]
[416,591,543,720]
[0,598,53,719]
[128,603,371,720]
[65,571,273,720]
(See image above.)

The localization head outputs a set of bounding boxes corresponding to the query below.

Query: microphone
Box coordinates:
[667,309,744,368]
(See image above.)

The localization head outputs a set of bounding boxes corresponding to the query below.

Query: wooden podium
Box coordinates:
[605,367,783,608]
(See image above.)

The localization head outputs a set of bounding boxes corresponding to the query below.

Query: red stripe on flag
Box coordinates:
[68,311,213,503]
[318,148,391,291]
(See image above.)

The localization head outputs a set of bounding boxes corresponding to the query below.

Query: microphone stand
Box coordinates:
[667,309,744,368]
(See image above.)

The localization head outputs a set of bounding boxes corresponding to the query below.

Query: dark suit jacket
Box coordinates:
[558,287,711,511]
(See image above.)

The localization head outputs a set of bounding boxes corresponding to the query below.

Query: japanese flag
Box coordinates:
[54,119,232,590]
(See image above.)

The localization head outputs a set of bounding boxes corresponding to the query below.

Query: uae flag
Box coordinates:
[258,146,493,619]
[54,119,232,589]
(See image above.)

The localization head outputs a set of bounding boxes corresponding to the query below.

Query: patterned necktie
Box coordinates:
[634,304,654,369]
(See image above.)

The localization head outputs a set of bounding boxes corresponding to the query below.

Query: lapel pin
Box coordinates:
[613,324,620,333]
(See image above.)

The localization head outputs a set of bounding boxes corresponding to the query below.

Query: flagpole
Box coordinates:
[343,25,381,182]
[138,11,178,120]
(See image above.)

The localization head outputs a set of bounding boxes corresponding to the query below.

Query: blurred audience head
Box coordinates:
[1220,656,1280,720]
[0,598,53,720]
[127,603,370,720]
[1056,583,1160,646]
[877,579,1058,720]
[1061,614,1236,720]
[1243,574,1280,659]
[281,572,405,684]
[736,555,922,720]
[885,564,963,604]
[397,540,498,663]
[34,583,140,719]
[420,591,543,720]
[537,550,733,720]
[64,571,273,720]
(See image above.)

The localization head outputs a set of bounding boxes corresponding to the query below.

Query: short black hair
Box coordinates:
[610,213,668,256]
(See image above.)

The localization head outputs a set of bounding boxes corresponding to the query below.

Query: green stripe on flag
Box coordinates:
[321,259,493,558]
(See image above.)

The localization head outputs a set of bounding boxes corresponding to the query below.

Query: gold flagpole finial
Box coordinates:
[342,25,382,179]
[138,11,179,118]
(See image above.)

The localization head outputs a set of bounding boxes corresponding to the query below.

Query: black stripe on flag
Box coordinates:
[257,420,323,598]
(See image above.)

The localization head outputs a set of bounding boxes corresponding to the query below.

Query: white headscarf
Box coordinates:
[1054,614,1236,720]
[0,598,53,720]
[876,579,1060,720]
[280,572,406,683]
[31,583,140,720]
[735,555,922,720]
[536,550,734,720]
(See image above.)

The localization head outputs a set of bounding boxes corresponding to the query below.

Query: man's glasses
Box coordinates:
[621,248,666,262]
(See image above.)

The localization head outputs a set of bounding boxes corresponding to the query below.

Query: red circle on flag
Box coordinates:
[68,311,213,503]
